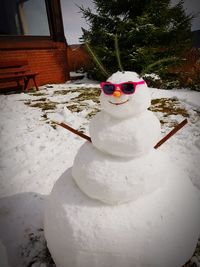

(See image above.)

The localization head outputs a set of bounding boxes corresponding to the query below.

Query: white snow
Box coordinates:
[89,110,161,157]
[143,73,161,80]
[70,71,86,78]
[72,143,167,204]
[0,72,200,267]
[45,71,200,267]
[45,166,200,267]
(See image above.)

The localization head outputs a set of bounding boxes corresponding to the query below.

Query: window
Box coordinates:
[0,0,50,36]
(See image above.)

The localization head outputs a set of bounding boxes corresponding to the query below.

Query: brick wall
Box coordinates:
[0,40,70,90]
[67,44,91,72]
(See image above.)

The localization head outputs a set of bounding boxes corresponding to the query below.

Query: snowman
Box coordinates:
[44,71,200,267]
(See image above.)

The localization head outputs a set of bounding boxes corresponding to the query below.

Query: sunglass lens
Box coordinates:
[121,83,135,94]
[103,84,115,95]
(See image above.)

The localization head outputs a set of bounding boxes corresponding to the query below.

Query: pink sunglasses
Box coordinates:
[100,81,145,95]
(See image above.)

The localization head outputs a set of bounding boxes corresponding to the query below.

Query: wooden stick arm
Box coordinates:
[53,119,188,149]
[52,120,92,142]
[154,119,188,149]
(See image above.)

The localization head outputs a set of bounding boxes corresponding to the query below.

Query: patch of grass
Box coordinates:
[46,121,57,130]
[24,100,31,105]
[54,87,100,104]
[86,109,100,119]
[25,100,58,111]
[29,92,47,97]
[183,239,200,267]
[78,126,86,133]
[61,87,100,117]
[53,88,83,95]
[66,104,100,118]
[194,109,200,116]
[159,119,168,126]
[71,88,100,103]
[66,104,87,113]
[149,98,190,128]
[54,89,73,95]
[31,97,47,102]
[41,113,48,121]
[161,119,181,128]
[149,98,189,118]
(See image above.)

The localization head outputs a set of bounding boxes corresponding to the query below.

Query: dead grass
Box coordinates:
[86,109,100,119]
[29,92,47,97]
[41,114,48,120]
[54,88,100,103]
[31,98,47,102]
[149,98,190,127]
[66,104,88,113]
[182,240,200,267]
[53,89,74,95]
[24,88,194,131]
[24,100,58,111]
[149,98,189,118]
[71,88,100,103]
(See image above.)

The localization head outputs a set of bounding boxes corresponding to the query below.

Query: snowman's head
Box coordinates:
[100,71,151,118]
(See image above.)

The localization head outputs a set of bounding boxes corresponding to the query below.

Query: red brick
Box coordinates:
[0,41,70,90]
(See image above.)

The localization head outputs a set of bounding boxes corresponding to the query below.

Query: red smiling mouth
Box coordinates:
[109,99,129,105]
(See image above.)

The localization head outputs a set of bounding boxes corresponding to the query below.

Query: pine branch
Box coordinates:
[141,56,178,75]
[114,34,124,72]
[85,42,110,78]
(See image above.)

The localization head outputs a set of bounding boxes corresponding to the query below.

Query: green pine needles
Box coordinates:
[80,0,194,82]
[141,56,179,76]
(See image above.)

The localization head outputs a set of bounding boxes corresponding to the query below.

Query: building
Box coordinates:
[0,0,70,90]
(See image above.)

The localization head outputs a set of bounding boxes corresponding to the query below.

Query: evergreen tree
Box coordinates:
[79,0,193,81]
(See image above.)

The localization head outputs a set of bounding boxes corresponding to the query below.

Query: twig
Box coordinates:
[53,119,188,149]
[154,119,188,149]
[140,56,178,76]
[52,121,92,142]
[114,34,124,72]
[85,42,110,78]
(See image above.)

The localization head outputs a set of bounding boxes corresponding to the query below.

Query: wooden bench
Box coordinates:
[0,60,39,91]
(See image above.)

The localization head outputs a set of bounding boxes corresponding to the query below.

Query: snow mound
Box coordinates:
[89,110,161,157]
[45,168,200,267]
[72,142,169,204]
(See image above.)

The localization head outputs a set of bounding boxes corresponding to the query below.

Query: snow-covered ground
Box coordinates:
[0,78,200,267]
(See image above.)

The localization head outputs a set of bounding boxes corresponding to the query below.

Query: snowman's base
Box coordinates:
[44,168,200,267]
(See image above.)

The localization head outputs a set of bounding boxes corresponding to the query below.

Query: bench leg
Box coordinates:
[23,77,30,91]
[32,76,39,91]
[16,79,23,91]
[23,76,39,91]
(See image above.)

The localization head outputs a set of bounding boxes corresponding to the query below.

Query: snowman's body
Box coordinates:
[44,72,200,267]
[90,110,160,158]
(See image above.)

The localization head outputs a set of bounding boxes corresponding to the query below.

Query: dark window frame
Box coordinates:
[0,0,66,50]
